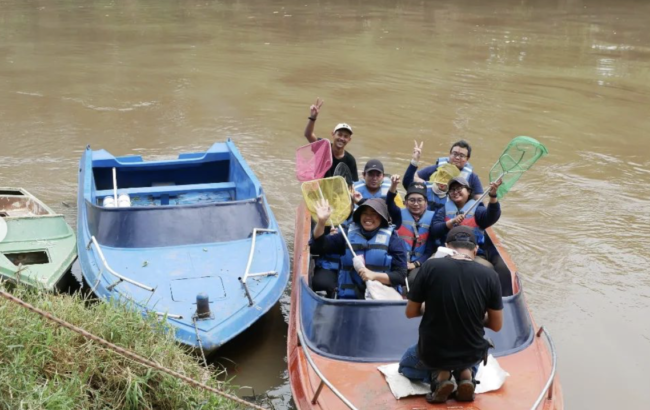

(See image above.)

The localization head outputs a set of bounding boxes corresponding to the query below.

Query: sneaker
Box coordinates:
[425,380,455,404]
[455,379,476,402]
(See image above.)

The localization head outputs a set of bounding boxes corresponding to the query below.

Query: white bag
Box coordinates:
[365,280,403,301]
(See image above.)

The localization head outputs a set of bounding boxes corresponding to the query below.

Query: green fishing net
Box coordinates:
[301,176,351,227]
[488,136,548,199]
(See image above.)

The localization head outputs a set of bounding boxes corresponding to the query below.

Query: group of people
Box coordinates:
[302,98,505,404]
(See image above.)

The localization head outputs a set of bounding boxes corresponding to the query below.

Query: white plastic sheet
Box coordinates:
[378,354,509,399]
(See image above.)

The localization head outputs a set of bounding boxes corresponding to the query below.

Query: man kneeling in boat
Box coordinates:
[399,226,503,403]
[310,198,407,299]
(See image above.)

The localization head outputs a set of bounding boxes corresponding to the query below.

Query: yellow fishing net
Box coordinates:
[301,176,351,227]
[430,163,460,186]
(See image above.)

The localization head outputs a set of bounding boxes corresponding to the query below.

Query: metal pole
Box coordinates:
[112,167,118,204]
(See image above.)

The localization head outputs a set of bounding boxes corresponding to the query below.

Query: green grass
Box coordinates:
[0,283,245,410]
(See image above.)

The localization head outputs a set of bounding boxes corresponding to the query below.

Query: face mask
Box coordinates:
[431,184,447,198]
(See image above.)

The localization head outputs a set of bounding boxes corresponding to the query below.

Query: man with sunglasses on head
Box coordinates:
[386,178,436,283]
[403,140,484,200]
[303,97,359,181]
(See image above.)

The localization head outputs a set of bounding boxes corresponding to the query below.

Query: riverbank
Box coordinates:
[0,283,244,409]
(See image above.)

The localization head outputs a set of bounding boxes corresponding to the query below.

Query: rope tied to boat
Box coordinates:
[193,316,209,368]
[0,289,268,410]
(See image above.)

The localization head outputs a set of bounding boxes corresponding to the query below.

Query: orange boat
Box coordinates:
[288,204,563,410]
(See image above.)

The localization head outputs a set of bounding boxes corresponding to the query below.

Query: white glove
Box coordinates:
[352,255,366,273]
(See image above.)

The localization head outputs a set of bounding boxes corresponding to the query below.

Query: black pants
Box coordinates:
[482,247,513,296]
[312,268,338,298]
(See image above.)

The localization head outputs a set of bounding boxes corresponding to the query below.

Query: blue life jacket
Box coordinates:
[396,209,434,262]
[444,199,485,249]
[424,182,447,212]
[314,214,353,271]
[338,223,394,299]
[437,157,474,181]
[353,177,391,201]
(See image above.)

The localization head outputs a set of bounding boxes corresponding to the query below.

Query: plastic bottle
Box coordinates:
[118,193,131,208]
[102,196,116,208]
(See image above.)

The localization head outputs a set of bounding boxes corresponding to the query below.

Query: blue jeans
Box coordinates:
[398,344,480,384]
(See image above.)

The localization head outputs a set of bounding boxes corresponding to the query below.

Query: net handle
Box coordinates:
[461,173,503,216]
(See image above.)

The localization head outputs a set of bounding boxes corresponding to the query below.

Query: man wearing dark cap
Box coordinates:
[386,179,437,283]
[310,198,407,299]
[353,159,392,201]
[302,97,359,181]
[399,226,503,404]
[403,140,484,200]
[432,176,502,268]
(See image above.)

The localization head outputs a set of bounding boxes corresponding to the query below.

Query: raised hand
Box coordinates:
[489,177,503,197]
[352,190,363,204]
[390,174,401,192]
[310,98,324,119]
[412,140,424,163]
[315,198,332,223]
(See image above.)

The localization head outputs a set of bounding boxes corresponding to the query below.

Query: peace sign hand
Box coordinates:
[412,140,424,163]
[310,98,324,119]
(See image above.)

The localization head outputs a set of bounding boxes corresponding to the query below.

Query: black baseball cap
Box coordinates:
[363,159,384,174]
[406,182,427,200]
[446,226,477,245]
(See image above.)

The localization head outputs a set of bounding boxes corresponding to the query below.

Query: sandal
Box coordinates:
[455,379,476,402]
[425,380,455,404]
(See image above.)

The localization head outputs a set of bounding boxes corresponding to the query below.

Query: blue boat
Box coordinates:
[76,140,289,353]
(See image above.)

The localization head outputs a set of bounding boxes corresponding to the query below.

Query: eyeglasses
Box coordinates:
[448,186,467,193]
[450,151,468,159]
[407,198,425,204]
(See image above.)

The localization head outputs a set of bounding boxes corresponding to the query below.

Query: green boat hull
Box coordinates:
[0,188,77,291]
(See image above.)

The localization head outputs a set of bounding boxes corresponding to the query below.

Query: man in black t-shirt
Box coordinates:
[398,226,503,404]
[302,98,359,181]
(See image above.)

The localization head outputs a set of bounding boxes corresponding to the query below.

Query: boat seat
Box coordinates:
[95,182,236,199]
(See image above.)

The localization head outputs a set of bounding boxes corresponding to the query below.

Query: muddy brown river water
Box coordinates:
[1,0,650,408]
